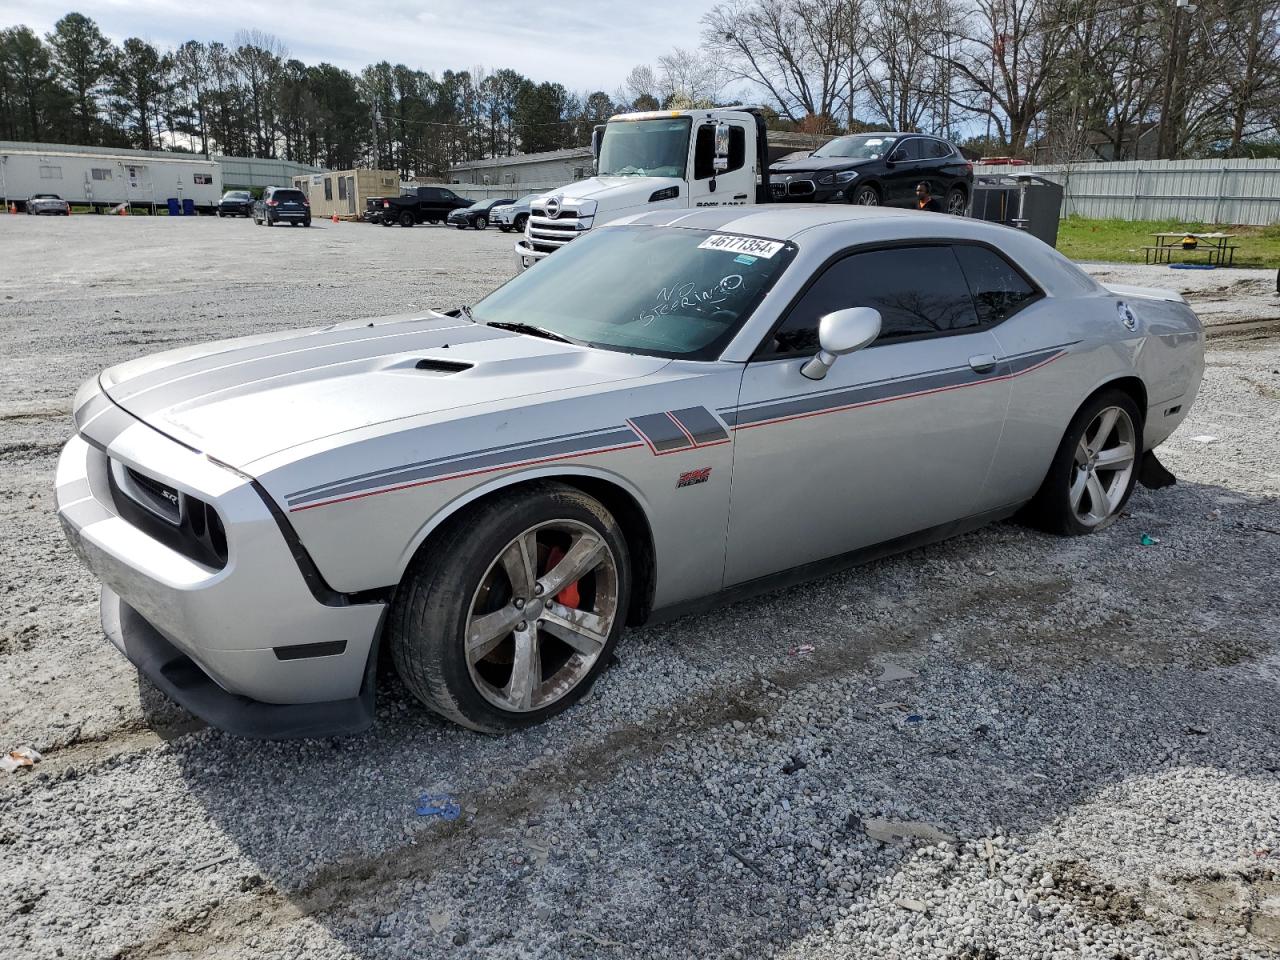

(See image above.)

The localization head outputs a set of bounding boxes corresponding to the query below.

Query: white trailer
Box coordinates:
[0,145,223,213]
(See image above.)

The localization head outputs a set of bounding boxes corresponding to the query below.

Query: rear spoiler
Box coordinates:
[1102,282,1187,304]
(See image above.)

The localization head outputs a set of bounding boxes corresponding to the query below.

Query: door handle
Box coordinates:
[733,193,748,200]
[969,354,998,373]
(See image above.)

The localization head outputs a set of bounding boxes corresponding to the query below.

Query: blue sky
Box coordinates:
[1,0,710,93]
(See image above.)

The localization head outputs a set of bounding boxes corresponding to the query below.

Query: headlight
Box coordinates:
[817,171,859,186]
[573,199,598,218]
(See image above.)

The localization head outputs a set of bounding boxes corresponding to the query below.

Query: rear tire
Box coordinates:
[945,186,968,216]
[1024,388,1142,536]
[390,482,630,732]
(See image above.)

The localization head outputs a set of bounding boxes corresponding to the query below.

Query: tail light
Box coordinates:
[966,162,974,174]
[302,199,310,206]
[383,200,390,208]
[266,199,278,207]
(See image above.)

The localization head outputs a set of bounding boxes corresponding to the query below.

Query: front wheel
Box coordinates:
[390,482,630,732]
[851,185,880,206]
[514,213,529,233]
[475,216,488,230]
[1024,389,1142,536]
[945,187,969,216]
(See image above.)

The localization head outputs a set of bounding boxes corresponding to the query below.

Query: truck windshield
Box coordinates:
[597,118,692,178]
[472,225,794,359]
[812,134,898,160]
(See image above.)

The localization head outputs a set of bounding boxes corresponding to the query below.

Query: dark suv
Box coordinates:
[253,186,311,227]
[770,133,973,215]
[217,190,255,217]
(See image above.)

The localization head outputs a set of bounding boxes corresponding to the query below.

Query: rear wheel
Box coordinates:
[851,185,880,206]
[945,186,968,216]
[1025,389,1142,535]
[390,482,630,732]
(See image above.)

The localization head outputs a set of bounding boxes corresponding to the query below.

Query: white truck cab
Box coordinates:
[514,107,771,271]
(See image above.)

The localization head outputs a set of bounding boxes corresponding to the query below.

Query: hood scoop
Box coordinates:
[413,357,472,375]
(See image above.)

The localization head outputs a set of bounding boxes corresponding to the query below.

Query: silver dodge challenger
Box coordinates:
[56,206,1204,737]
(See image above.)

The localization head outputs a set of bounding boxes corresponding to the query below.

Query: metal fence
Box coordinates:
[971,159,1280,225]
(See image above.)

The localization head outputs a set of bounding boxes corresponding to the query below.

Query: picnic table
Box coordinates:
[1144,232,1237,266]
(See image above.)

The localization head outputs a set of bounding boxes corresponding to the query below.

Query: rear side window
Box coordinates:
[924,139,953,159]
[761,246,979,356]
[953,245,1041,324]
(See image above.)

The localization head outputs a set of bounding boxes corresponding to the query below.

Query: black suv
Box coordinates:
[217,190,255,217]
[770,133,973,215]
[446,197,515,230]
[253,186,311,227]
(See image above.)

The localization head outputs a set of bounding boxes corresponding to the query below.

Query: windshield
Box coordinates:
[812,134,898,160]
[473,226,794,359]
[223,191,250,200]
[597,118,691,178]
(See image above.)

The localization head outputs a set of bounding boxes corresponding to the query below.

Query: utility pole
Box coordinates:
[1157,0,1197,159]
[371,107,381,170]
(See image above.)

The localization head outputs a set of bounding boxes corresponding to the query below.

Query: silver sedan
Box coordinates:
[55,206,1204,737]
[27,193,70,215]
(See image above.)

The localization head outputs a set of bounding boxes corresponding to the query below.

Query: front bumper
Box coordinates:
[55,389,386,737]
[769,178,850,202]
[513,239,551,273]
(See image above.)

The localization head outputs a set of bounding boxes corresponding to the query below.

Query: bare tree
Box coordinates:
[655,46,728,108]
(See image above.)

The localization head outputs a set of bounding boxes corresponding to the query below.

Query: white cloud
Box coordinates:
[2,0,711,92]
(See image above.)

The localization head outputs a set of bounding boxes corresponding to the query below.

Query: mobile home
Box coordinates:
[0,142,222,212]
[293,169,399,220]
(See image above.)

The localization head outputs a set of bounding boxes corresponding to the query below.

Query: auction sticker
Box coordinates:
[698,234,785,258]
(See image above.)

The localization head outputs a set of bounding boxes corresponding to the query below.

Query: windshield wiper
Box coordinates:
[486,321,573,344]
[458,304,475,322]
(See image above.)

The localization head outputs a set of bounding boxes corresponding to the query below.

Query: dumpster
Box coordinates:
[165,198,181,216]
[182,198,195,216]
[970,174,1064,247]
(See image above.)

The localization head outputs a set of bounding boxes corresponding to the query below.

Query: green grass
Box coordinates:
[1057,217,1280,268]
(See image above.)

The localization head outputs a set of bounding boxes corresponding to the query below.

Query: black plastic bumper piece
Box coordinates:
[112,599,376,740]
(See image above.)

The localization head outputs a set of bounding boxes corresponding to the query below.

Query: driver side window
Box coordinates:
[758,246,980,357]
[693,125,716,180]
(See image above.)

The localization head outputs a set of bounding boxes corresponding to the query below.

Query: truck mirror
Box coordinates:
[714,123,731,173]
[591,126,603,160]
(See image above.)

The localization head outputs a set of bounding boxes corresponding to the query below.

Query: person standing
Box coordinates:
[915,182,943,212]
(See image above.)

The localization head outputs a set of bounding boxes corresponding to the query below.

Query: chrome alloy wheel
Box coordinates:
[465,519,619,713]
[1069,405,1137,527]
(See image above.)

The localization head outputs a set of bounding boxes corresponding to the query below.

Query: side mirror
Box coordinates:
[713,123,731,173]
[800,307,881,380]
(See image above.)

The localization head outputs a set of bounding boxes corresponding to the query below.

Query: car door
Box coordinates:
[723,244,1012,586]
[688,120,755,208]
[884,137,924,206]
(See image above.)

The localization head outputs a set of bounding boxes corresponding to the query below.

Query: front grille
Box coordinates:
[787,180,816,197]
[110,463,228,569]
[527,205,590,254]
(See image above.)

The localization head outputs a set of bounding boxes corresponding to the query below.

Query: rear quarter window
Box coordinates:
[953,245,1042,324]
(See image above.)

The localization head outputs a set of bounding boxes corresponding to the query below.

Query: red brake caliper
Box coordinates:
[542,546,581,609]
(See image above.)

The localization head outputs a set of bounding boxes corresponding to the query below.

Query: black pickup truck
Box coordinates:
[367,186,473,227]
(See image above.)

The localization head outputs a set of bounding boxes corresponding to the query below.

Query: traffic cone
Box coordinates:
[331,212,339,223]
[7,202,15,215]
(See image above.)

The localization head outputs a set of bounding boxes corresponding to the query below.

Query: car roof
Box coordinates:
[613,204,927,240]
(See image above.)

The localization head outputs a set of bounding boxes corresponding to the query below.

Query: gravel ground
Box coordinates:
[1,215,1278,960]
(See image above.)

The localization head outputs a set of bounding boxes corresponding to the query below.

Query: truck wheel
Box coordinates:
[399,211,414,227]
[475,216,488,230]
[514,214,529,233]
[851,185,880,206]
[390,482,630,732]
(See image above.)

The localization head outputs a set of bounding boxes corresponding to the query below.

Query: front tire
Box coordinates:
[390,482,630,732]
[1025,389,1142,536]
[851,185,880,206]
[475,216,488,230]
[514,213,528,233]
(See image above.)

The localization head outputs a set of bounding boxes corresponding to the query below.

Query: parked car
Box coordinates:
[253,186,311,227]
[447,197,515,230]
[27,194,70,216]
[371,186,472,227]
[490,194,540,233]
[770,133,973,214]
[56,206,1203,738]
[217,190,255,218]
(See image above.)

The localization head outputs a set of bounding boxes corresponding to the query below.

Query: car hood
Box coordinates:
[100,313,670,471]
[769,156,874,175]
[545,176,685,218]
